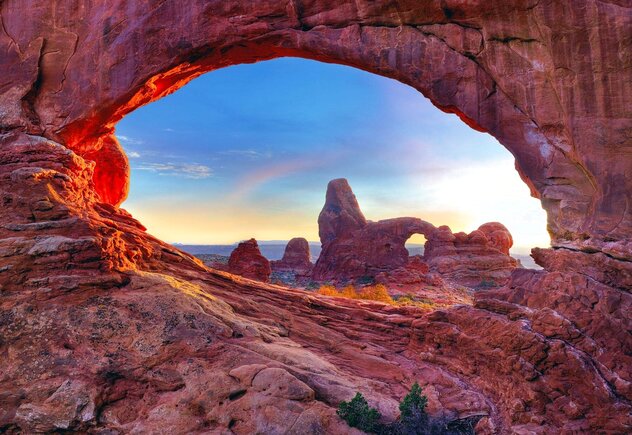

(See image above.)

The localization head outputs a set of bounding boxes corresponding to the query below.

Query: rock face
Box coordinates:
[0,1,631,434]
[227,238,271,282]
[425,223,520,288]
[1,0,630,258]
[271,237,313,276]
[318,179,367,244]
[375,256,448,295]
[312,179,518,287]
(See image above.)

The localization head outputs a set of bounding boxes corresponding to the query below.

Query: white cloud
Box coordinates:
[134,162,212,179]
[117,135,144,146]
[128,151,141,158]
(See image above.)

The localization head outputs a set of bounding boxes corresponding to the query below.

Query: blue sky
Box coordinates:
[116,57,549,252]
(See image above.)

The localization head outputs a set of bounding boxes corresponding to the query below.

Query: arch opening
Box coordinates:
[113,57,547,290]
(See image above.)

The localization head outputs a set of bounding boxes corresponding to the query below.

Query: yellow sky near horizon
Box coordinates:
[124,155,550,254]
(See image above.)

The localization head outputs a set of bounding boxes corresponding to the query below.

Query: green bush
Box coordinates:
[399,382,428,419]
[338,384,476,435]
[337,392,382,433]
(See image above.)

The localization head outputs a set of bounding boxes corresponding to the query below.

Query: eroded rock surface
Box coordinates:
[425,223,520,288]
[312,179,519,288]
[227,238,271,283]
[313,179,436,281]
[2,0,630,258]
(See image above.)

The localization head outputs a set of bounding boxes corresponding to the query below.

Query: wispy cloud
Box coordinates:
[134,162,212,179]
[219,149,272,160]
[117,135,144,146]
[128,151,141,158]
[163,128,175,132]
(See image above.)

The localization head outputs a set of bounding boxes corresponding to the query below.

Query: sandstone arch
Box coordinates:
[2,1,631,260]
[1,1,631,433]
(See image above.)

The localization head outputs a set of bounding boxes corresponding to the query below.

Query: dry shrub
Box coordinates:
[397,295,436,310]
[317,284,394,304]
[357,284,394,304]
[317,284,339,297]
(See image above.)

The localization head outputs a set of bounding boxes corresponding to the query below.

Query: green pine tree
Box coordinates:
[399,382,428,420]
[337,392,382,433]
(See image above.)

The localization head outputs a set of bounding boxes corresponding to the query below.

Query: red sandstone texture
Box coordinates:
[271,237,313,276]
[313,179,437,281]
[424,223,520,288]
[312,178,518,288]
[226,238,272,283]
[0,1,631,433]
[375,256,448,295]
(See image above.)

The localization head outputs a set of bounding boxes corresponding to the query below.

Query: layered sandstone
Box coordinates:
[0,1,631,433]
[425,224,520,288]
[271,237,313,276]
[226,238,271,282]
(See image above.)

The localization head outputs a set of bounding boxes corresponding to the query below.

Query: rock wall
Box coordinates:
[0,1,631,433]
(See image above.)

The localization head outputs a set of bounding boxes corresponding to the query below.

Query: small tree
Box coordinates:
[398,382,429,432]
[337,392,382,433]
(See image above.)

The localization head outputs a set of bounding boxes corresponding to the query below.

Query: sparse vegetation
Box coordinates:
[318,284,394,304]
[337,383,477,435]
[337,392,382,433]
[397,382,429,431]
[356,275,377,285]
[318,285,445,311]
[394,295,437,310]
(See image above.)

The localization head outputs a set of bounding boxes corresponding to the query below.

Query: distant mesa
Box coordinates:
[226,238,271,282]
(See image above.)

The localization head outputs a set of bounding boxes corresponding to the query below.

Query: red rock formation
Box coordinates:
[312,179,518,287]
[0,131,630,434]
[375,256,447,295]
[227,238,271,282]
[0,1,631,433]
[313,179,437,280]
[318,179,367,244]
[271,237,313,276]
[424,224,520,288]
